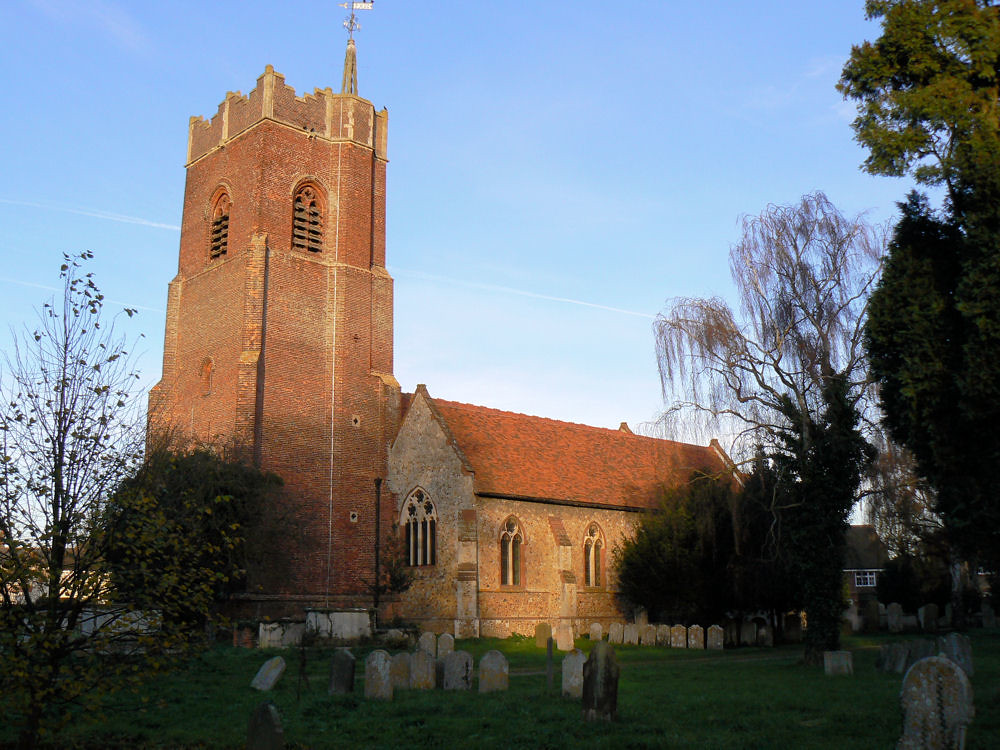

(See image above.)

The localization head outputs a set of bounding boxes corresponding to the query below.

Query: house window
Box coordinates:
[584,523,604,588]
[210,192,231,258]
[292,184,323,252]
[500,517,523,586]
[854,570,877,588]
[402,489,436,566]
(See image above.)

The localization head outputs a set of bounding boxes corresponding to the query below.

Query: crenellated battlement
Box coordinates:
[187,65,388,165]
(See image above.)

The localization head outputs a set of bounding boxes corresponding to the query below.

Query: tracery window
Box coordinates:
[584,523,604,588]
[292,184,323,252]
[210,192,231,258]
[500,517,523,586]
[402,489,436,566]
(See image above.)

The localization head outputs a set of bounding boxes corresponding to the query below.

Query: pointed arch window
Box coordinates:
[584,523,604,588]
[402,489,436,566]
[292,184,323,253]
[210,192,231,258]
[500,517,524,586]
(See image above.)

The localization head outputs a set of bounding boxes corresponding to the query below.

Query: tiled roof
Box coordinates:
[424,393,730,510]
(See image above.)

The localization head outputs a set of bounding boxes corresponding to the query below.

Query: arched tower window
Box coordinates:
[401,489,436,566]
[210,192,231,259]
[584,523,604,588]
[500,516,524,586]
[292,184,323,253]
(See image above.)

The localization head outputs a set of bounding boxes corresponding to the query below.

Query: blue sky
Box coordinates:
[0,1,919,443]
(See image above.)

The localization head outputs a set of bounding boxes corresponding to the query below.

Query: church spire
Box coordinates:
[341,38,359,95]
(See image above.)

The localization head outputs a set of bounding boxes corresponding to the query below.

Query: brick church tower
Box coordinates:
[149,39,400,615]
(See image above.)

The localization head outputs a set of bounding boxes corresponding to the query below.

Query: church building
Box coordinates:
[149,37,731,638]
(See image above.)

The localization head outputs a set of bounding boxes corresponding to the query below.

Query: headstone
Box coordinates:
[641,624,657,646]
[888,602,904,633]
[247,701,285,750]
[535,622,552,649]
[706,624,724,651]
[919,603,939,633]
[656,623,670,646]
[478,650,509,693]
[982,601,996,629]
[417,631,436,658]
[442,650,473,691]
[437,633,455,658]
[589,622,603,641]
[623,623,639,645]
[556,623,574,651]
[876,642,909,674]
[670,625,686,649]
[328,648,355,694]
[723,618,740,648]
[687,625,704,650]
[608,622,624,644]
[863,599,881,633]
[561,648,586,698]
[384,628,407,647]
[904,639,937,673]
[390,652,411,690]
[898,656,974,750]
[635,608,648,627]
[823,650,853,676]
[739,620,757,647]
[409,649,435,690]
[364,650,393,700]
[755,623,774,648]
[937,632,974,677]
[582,641,619,722]
[783,613,803,643]
[251,656,286,691]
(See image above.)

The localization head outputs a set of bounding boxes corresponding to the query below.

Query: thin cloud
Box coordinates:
[27,0,151,54]
[0,199,179,231]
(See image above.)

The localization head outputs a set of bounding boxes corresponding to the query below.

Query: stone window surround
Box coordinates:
[209,188,231,260]
[291,181,325,253]
[583,522,605,589]
[401,488,436,566]
[499,516,525,588]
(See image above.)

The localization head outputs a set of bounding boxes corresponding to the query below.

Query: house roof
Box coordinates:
[414,388,731,510]
[845,525,889,570]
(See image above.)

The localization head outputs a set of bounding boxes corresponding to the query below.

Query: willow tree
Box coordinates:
[655,193,882,660]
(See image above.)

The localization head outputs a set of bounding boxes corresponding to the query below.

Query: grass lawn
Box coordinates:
[4,630,998,749]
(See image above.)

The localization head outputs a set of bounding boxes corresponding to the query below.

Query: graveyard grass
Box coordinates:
[2,631,998,749]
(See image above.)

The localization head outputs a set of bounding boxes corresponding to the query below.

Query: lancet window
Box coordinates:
[402,489,436,566]
[500,517,524,586]
[292,184,323,252]
[584,523,604,588]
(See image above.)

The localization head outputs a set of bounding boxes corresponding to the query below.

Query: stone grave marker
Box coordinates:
[823,650,853,676]
[755,622,773,648]
[390,652,411,690]
[556,623,575,651]
[535,622,552,649]
[328,648,355,694]
[478,650,509,693]
[981,601,996,629]
[247,701,285,750]
[783,613,803,643]
[898,656,974,750]
[582,641,619,722]
[937,632,974,677]
[706,624,724,650]
[904,639,937,672]
[656,624,670,646]
[561,648,586,698]
[919,603,939,633]
[887,602,904,633]
[251,656,286,691]
[739,620,756,647]
[670,625,686,649]
[608,622,624,644]
[876,642,909,674]
[417,631,436,658]
[623,623,639,645]
[723,618,740,648]
[589,622,603,641]
[437,633,455,658]
[641,624,657,646]
[409,649,435,690]
[384,628,407,647]
[364,650,393,700]
[687,625,704,650]
[442,650,473,690]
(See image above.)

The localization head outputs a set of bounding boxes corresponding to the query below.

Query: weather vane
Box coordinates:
[340,1,374,40]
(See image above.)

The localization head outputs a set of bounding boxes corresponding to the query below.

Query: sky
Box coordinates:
[0,0,921,448]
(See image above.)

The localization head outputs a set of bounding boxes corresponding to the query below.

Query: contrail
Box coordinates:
[0,199,180,231]
[390,266,656,320]
[0,277,164,314]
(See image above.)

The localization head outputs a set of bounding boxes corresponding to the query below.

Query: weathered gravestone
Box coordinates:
[904,639,937,673]
[670,625,687,649]
[364,650,393,700]
[437,633,455,658]
[608,622,624,644]
[384,628,408,648]
[556,623,575,651]
[442,650,473,690]
[755,622,774,648]
[562,648,586,698]
[938,632,974,677]
[390,652,411,690]
[981,601,996,629]
[247,701,285,750]
[919,603,939,633]
[706,624,724,651]
[687,625,704,650]
[739,620,757,647]
[251,656,286,691]
[409,649,435,690]
[782,613,803,644]
[478,650,509,693]
[823,650,853,676]
[417,631,436,658]
[656,624,670,646]
[887,602,904,634]
[582,641,619,722]
[589,622,603,641]
[641,625,657,646]
[876,642,910,674]
[898,656,974,750]
[535,622,553,649]
[328,648,355,694]
[622,623,638,645]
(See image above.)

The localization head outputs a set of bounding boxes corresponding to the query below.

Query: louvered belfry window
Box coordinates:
[210,193,231,258]
[293,185,323,252]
